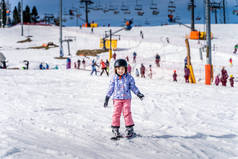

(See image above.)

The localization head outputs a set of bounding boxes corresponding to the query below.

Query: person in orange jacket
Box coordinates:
[100,59,109,76]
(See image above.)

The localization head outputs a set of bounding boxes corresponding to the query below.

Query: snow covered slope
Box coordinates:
[0,24,238,159]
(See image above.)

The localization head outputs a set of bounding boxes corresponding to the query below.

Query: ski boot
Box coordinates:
[125,126,135,138]
[111,127,122,140]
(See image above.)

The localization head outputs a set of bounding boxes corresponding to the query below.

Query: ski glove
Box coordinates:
[104,96,110,108]
[137,93,144,100]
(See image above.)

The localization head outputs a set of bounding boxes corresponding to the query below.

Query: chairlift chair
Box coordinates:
[124,10,131,14]
[135,4,142,11]
[233,10,238,15]
[152,10,159,15]
[232,5,238,15]
[114,10,119,14]
[196,16,201,21]
[108,4,115,11]
[137,11,144,16]
[168,9,175,13]
[97,4,103,11]
[104,9,109,13]
[150,4,158,10]
[121,2,128,11]
[80,3,84,8]
[103,4,109,13]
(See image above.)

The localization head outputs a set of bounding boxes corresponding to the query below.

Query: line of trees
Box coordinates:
[12,2,39,25]
[0,0,7,27]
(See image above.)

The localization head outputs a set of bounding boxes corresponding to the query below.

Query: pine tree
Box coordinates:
[1,0,7,26]
[31,6,38,22]
[23,5,31,23]
[13,6,19,24]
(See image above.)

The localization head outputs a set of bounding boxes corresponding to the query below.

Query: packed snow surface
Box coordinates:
[0,24,238,159]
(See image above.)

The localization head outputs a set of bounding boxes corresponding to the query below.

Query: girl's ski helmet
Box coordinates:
[114,59,128,74]
[114,59,128,68]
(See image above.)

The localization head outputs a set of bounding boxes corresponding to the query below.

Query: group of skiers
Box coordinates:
[171,65,235,87]
[215,67,234,87]
[90,59,110,76]
[171,66,190,83]
[90,52,236,87]
[39,62,49,70]
[74,59,86,70]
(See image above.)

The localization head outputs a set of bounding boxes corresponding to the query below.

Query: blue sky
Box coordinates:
[8,0,238,26]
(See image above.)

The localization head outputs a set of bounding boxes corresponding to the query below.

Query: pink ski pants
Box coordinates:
[112,99,134,127]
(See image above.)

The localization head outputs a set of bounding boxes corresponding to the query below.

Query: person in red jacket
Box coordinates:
[173,70,177,82]
[126,56,129,62]
[100,59,109,76]
[229,75,234,87]
[140,64,145,78]
[112,52,117,60]
[221,67,228,86]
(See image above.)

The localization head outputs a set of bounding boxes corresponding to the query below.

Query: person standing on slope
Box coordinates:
[221,66,228,86]
[173,70,177,82]
[103,59,144,138]
[100,59,109,76]
[215,74,220,86]
[229,75,234,87]
[91,60,98,76]
[184,66,190,83]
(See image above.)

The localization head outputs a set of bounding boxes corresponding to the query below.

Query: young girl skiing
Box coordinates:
[104,59,144,139]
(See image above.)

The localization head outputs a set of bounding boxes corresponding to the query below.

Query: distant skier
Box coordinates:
[127,63,132,74]
[215,74,220,86]
[140,30,144,39]
[173,70,177,82]
[91,60,98,76]
[166,37,170,44]
[126,56,129,62]
[0,60,6,69]
[103,59,144,139]
[135,68,140,77]
[106,59,110,72]
[140,64,145,78]
[66,58,71,69]
[233,44,238,54]
[155,54,160,67]
[229,75,234,87]
[39,63,44,70]
[82,59,86,70]
[184,66,190,83]
[46,63,49,70]
[148,65,152,79]
[229,58,232,67]
[23,60,29,70]
[112,52,117,60]
[100,59,109,76]
[77,59,81,69]
[221,67,228,86]
[133,52,137,63]
[184,56,188,68]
